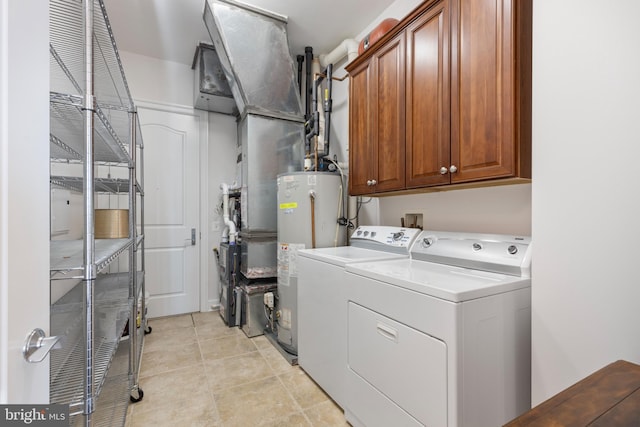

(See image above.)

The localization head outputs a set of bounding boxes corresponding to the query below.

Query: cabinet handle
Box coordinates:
[371,179,377,185]
[440,167,448,175]
[366,180,372,186]
[449,165,458,173]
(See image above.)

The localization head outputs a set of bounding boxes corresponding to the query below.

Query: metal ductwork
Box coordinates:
[203,0,304,278]
[192,42,237,115]
[204,0,304,121]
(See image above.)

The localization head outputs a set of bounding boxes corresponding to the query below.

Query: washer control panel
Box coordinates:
[412,230,532,277]
[351,226,422,248]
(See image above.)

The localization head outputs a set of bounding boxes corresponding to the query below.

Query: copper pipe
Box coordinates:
[309,191,316,249]
[314,139,318,172]
[314,72,349,82]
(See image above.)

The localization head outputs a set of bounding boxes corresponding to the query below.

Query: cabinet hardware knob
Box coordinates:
[440,167,448,175]
[371,179,377,185]
[366,180,372,186]
[449,165,458,173]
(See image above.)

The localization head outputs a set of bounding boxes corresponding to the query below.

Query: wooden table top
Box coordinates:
[505,360,640,426]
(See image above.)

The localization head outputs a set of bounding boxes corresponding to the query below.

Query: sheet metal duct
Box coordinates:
[192,42,237,115]
[238,113,303,278]
[204,0,304,278]
[203,0,304,121]
[239,114,303,233]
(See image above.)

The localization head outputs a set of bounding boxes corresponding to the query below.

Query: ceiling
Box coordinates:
[104,0,396,67]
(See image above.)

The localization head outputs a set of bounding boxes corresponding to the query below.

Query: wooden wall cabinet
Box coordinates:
[348,32,406,195]
[346,0,532,196]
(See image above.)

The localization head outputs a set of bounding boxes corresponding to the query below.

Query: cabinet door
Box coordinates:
[372,32,406,193]
[451,0,520,182]
[348,60,375,196]
[405,0,450,188]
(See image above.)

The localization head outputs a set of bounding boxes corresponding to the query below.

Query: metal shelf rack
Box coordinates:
[51,176,143,195]
[48,0,147,425]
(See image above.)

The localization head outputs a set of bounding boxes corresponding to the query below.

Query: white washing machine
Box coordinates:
[344,231,532,427]
[297,225,422,409]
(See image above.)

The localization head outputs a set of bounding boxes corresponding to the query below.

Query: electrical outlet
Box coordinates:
[403,213,424,230]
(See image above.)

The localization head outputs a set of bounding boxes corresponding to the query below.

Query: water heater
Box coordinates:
[276,172,345,354]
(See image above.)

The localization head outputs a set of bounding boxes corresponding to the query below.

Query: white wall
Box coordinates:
[378,184,531,235]
[120,52,193,107]
[531,0,640,404]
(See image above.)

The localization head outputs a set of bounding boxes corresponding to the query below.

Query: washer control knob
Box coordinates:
[440,167,448,175]
[508,245,518,255]
[356,230,363,236]
[449,165,458,173]
[371,231,377,238]
[472,242,483,251]
[422,237,434,248]
[392,231,404,241]
[363,231,369,237]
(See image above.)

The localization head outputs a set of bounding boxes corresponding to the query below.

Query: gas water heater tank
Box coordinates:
[276,172,345,354]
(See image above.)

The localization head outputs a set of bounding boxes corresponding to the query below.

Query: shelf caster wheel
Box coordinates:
[130,388,144,403]
[144,326,152,335]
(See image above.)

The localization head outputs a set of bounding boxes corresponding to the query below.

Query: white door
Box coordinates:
[0,0,50,403]
[138,106,201,318]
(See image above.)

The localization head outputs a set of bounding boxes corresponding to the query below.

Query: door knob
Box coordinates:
[23,328,63,363]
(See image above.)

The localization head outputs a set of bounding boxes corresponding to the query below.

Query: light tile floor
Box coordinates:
[126,311,350,427]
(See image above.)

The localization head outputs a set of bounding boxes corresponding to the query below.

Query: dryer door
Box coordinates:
[348,301,448,426]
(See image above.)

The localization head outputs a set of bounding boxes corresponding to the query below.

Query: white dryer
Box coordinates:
[344,231,532,427]
[297,226,421,410]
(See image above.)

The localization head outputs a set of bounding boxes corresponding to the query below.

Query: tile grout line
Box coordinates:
[273,367,315,426]
[140,313,340,426]
[200,318,308,425]
[129,313,221,426]
[193,313,225,427]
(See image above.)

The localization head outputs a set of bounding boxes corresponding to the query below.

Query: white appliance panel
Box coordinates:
[460,287,531,426]
[343,230,532,427]
[413,232,532,277]
[350,225,423,250]
[348,302,447,427]
[297,258,346,405]
[344,378,423,427]
[297,226,421,410]
[347,259,530,302]
[298,245,408,267]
